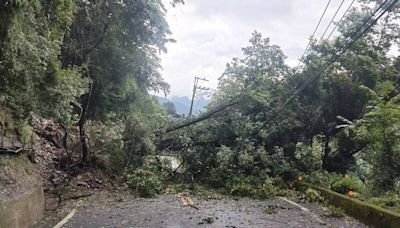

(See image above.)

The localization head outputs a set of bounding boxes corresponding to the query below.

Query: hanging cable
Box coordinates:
[294,0,332,71]
[266,0,397,125]
[318,0,346,43]
[293,0,391,95]
[326,0,357,41]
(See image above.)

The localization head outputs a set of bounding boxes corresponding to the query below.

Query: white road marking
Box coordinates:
[278,197,309,212]
[278,197,329,226]
[53,209,77,228]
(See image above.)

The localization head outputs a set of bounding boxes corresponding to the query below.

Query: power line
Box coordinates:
[255,0,399,127]
[161,0,398,133]
[295,0,390,93]
[269,0,397,124]
[293,0,391,95]
[292,0,390,94]
[326,0,357,41]
[318,0,346,43]
[294,0,332,71]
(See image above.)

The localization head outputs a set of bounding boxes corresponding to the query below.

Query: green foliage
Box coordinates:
[299,188,324,203]
[258,179,282,199]
[368,193,400,213]
[1,0,400,206]
[305,172,343,189]
[124,163,167,198]
[124,114,157,168]
[86,120,124,170]
[162,101,179,117]
[346,82,400,194]
[39,64,89,123]
[263,206,277,214]
[17,120,33,146]
[160,2,400,202]
[225,175,256,196]
[61,0,172,122]
[222,175,292,199]
[294,138,323,172]
[331,175,366,194]
[0,0,81,122]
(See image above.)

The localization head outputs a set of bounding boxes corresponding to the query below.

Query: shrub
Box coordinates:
[258,178,278,199]
[226,175,255,196]
[124,164,166,197]
[331,175,366,194]
[299,188,324,203]
[294,139,323,172]
[369,193,400,213]
[306,172,342,189]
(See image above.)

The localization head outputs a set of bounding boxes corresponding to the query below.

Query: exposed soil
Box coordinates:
[0,154,40,202]
[41,194,367,228]
[1,115,368,228]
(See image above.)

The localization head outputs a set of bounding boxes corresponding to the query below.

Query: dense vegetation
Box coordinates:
[158,0,400,210]
[0,0,183,166]
[0,0,399,212]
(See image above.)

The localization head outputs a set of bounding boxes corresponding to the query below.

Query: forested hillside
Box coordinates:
[1,0,400,224]
[0,0,183,166]
[158,0,400,211]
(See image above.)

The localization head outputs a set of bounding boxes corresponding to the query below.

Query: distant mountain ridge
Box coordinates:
[155,95,210,115]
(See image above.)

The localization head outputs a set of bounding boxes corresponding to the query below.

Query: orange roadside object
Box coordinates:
[348,190,355,197]
[297,176,303,182]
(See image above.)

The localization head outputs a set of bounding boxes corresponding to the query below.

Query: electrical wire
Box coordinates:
[294,0,332,71]
[318,0,346,43]
[293,0,391,95]
[326,0,357,41]
[292,0,391,95]
[268,0,398,124]
[163,0,398,134]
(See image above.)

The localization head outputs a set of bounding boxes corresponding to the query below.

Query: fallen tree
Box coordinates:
[160,100,240,133]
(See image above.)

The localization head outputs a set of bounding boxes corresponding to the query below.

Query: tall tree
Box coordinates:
[60,0,174,163]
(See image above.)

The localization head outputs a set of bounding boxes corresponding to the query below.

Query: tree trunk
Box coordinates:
[322,136,330,170]
[79,117,89,164]
[78,82,93,165]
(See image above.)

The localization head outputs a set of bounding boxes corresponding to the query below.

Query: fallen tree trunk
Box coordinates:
[160,101,240,133]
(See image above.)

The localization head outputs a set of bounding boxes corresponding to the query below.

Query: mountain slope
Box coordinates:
[155,96,210,115]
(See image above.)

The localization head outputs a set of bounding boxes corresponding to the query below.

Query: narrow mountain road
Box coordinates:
[52,194,366,228]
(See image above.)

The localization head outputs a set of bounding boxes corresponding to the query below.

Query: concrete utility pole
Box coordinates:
[189,77,209,116]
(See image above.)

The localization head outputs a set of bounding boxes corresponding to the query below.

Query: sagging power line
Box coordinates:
[326,0,357,41]
[161,0,398,134]
[295,0,332,71]
[318,0,346,44]
[272,0,397,121]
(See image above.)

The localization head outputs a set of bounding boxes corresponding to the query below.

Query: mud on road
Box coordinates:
[45,194,367,228]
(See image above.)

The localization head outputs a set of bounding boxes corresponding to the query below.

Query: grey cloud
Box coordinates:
[159,0,347,97]
[191,0,296,21]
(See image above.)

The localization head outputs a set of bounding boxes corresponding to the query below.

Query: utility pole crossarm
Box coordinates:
[189,76,209,116]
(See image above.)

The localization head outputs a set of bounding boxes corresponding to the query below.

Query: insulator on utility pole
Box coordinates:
[189,76,209,116]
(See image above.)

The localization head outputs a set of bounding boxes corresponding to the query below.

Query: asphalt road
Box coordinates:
[53,194,366,228]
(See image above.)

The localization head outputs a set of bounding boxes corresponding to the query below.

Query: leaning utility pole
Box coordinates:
[189,77,209,116]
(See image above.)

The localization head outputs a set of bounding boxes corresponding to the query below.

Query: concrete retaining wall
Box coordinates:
[0,184,45,228]
[297,182,400,228]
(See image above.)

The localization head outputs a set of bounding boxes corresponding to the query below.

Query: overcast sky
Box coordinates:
[159,0,353,97]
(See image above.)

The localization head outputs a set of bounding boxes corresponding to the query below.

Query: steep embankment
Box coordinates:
[0,154,45,228]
